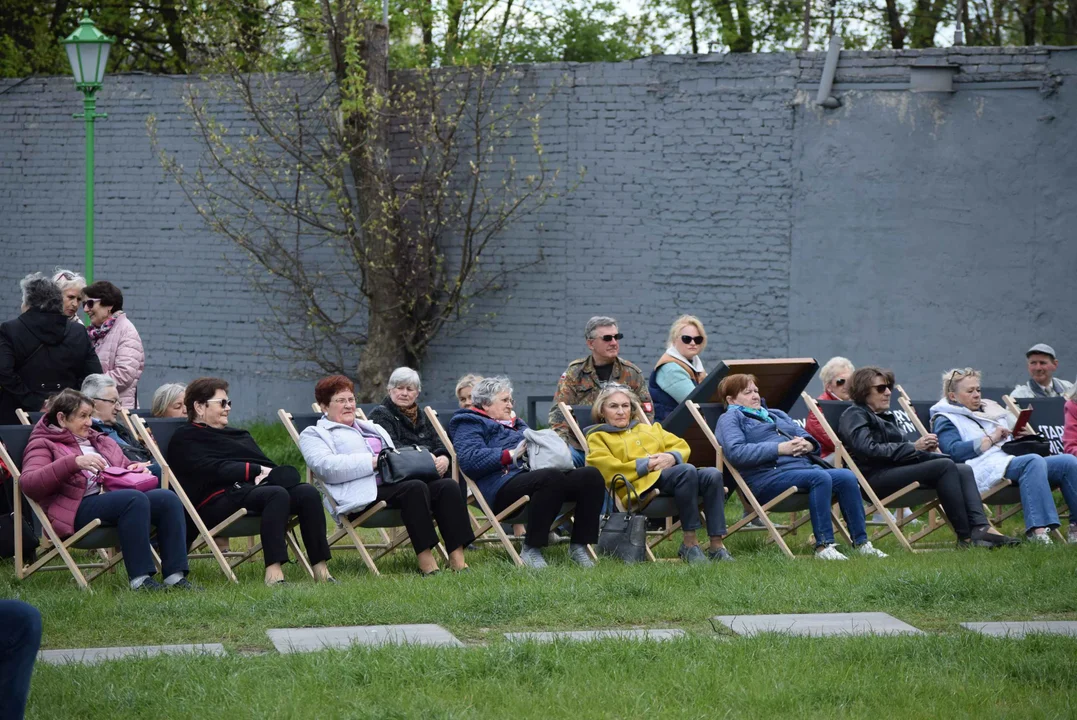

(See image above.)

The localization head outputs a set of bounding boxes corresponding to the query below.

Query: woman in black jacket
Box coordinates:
[837,366,1018,549]
[369,367,452,478]
[0,275,101,424]
[166,377,333,585]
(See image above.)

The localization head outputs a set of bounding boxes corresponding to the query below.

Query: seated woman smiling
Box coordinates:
[300,375,474,575]
[586,383,732,563]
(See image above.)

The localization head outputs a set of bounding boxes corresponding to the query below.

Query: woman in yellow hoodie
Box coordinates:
[586,383,733,563]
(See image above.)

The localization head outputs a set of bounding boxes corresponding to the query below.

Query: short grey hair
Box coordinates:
[584,316,618,340]
[152,382,187,417]
[81,373,117,399]
[387,366,422,393]
[52,268,86,292]
[471,376,513,408]
[820,357,855,386]
[20,273,63,313]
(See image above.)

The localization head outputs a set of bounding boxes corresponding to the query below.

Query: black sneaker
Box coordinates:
[168,577,204,591]
[133,577,166,591]
[971,526,1020,547]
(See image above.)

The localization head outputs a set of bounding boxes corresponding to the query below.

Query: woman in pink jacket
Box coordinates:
[82,281,144,409]
[20,389,195,591]
[1064,383,1077,457]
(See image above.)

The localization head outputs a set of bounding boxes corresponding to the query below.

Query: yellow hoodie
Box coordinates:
[585,421,691,502]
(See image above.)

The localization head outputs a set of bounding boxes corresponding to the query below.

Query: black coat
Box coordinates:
[837,404,938,478]
[166,422,277,508]
[368,397,450,460]
[0,311,102,425]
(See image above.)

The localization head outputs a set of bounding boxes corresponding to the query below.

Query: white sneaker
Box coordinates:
[814,543,848,560]
[1027,532,1052,545]
[854,541,888,558]
[1067,528,1077,545]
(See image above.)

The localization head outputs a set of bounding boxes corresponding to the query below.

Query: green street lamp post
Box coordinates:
[62,14,113,285]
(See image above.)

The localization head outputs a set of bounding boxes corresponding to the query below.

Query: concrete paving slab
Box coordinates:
[713,612,923,637]
[39,643,225,665]
[267,624,463,653]
[504,629,685,643]
[961,621,1077,638]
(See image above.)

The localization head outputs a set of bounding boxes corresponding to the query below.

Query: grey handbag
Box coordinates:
[522,428,574,472]
[597,474,648,564]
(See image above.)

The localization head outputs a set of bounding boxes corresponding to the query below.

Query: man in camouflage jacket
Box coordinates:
[549,316,654,463]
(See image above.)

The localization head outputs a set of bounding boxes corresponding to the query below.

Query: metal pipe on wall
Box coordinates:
[815,34,843,108]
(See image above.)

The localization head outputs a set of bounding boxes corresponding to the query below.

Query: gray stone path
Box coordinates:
[713,612,923,637]
[267,624,463,653]
[39,643,225,666]
[961,621,1077,638]
[504,629,685,643]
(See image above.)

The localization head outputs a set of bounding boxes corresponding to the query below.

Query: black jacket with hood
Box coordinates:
[0,310,102,424]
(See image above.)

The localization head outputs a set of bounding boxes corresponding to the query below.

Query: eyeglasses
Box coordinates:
[93,397,120,406]
[595,333,623,342]
[834,378,847,386]
[205,399,232,408]
[329,397,356,406]
[82,298,100,310]
[680,335,704,345]
[871,383,893,394]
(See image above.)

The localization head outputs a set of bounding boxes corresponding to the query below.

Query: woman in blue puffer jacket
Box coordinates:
[715,373,884,561]
[448,376,605,569]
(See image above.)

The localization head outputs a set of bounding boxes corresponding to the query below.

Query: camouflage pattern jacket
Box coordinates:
[548,355,654,448]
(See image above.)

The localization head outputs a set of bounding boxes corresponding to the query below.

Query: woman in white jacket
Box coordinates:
[299,375,474,575]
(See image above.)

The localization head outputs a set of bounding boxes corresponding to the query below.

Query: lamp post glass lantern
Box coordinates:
[63,14,113,285]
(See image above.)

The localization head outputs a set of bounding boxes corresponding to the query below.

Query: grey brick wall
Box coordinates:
[2,47,1075,420]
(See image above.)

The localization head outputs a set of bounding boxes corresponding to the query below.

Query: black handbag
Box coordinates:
[597,474,648,564]
[1001,434,1052,457]
[377,446,440,485]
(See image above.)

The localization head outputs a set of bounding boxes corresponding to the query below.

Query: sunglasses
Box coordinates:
[205,399,233,408]
[596,333,623,342]
[680,335,704,345]
[872,383,893,394]
[834,378,847,386]
[82,298,100,310]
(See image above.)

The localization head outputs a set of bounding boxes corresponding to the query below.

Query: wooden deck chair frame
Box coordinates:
[802,392,955,551]
[684,401,852,558]
[15,409,30,425]
[559,401,690,561]
[277,409,445,575]
[0,430,162,592]
[131,414,313,582]
[424,407,586,566]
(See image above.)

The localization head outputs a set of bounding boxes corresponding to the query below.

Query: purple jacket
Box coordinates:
[91,313,144,409]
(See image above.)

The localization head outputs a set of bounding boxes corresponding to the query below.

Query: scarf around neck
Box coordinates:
[398,403,420,425]
[733,404,772,422]
[87,311,123,346]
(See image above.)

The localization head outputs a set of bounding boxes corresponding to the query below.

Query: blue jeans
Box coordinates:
[0,600,41,720]
[655,464,727,537]
[1006,454,1077,532]
[74,489,189,580]
[749,467,867,547]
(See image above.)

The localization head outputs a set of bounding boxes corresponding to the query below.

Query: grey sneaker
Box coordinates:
[707,547,735,563]
[569,544,595,568]
[678,543,708,564]
[520,544,548,569]
[1067,527,1077,545]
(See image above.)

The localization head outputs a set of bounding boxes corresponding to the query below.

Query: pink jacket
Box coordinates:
[20,419,128,537]
[91,313,144,409]
[1064,400,1077,457]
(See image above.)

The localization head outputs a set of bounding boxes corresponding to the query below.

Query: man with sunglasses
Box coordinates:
[549,315,654,466]
[1011,344,1074,400]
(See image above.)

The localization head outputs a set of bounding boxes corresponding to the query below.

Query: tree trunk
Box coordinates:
[1020,0,1039,43]
[883,0,907,48]
[160,0,189,71]
[688,0,700,54]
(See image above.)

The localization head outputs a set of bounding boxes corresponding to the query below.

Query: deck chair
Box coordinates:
[683,401,852,558]
[802,393,952,551]
[131,414,313,582]
[0,424,154,591]
[278,409,443,575]
[424,407,587,566]
[15,410,46,426]
[559,402,688,561]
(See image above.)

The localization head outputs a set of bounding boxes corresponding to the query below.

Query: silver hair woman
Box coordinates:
[52,268,86,321]
[152,382,187,418]
[805,356,855,459]
[368,367,451,478]
[81,373,155,467]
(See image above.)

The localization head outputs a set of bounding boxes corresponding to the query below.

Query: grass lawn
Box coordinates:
[8,422,1077,718]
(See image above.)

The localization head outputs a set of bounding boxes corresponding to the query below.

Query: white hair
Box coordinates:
[52,268,86,292]
[820,357,855,386]
[81,373,117,399]
[387,366,422,393]
[471,376,513,408]
[152,382,187,417]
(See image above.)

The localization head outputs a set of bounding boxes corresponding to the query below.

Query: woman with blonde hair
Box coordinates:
[648,315,708,422]
[152,382,187,418]
[455,374,483,408]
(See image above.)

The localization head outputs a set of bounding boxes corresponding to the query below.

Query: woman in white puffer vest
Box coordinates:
[930,368,1077,544]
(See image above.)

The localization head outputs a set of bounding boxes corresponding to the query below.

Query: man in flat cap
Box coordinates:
[1011,343,1075,399]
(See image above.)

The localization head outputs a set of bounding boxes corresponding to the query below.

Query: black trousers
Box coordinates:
[867,457,988,540]
[492,467,605,548]
[353,478,476,555]
[201,472,331,568]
